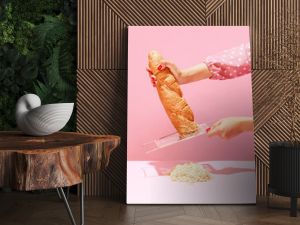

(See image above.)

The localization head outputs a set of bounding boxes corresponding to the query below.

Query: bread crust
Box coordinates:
[148,51,199,138]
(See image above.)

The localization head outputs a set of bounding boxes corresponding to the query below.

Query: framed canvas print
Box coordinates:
[127,26,255,204]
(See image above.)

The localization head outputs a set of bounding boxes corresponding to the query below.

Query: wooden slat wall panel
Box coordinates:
[77,0,128,69]
[77,69,127,200]
[77,0,300,199]
[105,0,206,26]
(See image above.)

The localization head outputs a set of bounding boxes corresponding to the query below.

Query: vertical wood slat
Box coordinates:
[78,0,127,70]
[256,155,270,196]
[77,0,300,199]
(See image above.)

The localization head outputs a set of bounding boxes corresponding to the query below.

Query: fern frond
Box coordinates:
[33,15,69,56]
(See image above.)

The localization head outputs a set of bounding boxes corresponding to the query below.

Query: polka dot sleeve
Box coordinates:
[203,43,251,80]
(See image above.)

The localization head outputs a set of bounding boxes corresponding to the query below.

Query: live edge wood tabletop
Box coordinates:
[0,131,120,191]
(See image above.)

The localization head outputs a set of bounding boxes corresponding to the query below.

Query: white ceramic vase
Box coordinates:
[16,94,74,136]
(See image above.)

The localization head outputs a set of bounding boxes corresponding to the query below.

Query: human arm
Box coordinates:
[148,43,251,85]
[207,117,254,139]
[204,43,251,80]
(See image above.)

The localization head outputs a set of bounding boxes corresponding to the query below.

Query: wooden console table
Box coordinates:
[0,131,120,225]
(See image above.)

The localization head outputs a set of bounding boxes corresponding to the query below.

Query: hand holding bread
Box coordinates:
[148,50,199,138]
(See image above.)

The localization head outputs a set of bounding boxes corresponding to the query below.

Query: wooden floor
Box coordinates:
[0,192,300,225]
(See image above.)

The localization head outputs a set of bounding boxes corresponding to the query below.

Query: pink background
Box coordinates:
[127,26,254,162]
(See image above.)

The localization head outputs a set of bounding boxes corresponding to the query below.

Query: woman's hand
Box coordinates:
[207,117,254,139]
[146,67,158,87]
[147,61,212,87]
[160,60,185,84]
[146,62,184,87]
[162,61,212,84]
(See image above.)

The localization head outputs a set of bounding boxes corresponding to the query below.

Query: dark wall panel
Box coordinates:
[77,0,300,199]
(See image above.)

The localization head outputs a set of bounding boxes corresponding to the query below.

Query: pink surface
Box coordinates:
[148,161,255,176]
[127,26,254,162]
[127,161,256,204]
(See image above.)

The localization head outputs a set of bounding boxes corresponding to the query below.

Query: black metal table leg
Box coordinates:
[290,196,298,217]
[56,183,84,225]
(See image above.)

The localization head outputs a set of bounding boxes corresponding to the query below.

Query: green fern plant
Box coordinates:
[0,44,38,130]
[32,15,76,130]
[0,2,77,132]
[33,15,76,102]
[0,95,16,130]
[0,44,37,95]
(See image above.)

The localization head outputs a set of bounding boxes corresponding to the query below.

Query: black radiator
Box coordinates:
[269,141,300,217]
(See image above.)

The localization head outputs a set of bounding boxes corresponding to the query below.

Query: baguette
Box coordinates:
[148,50,199,138]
